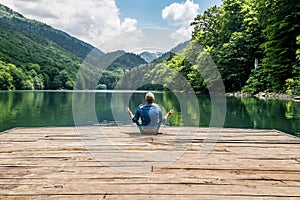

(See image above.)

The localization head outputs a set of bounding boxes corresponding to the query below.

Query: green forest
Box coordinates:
[0,4,83,90]
[0,0,299,94]
[0,4,145,90]
[191,0,300,95]
[137,0,299,95]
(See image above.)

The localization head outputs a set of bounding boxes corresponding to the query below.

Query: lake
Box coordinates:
[0,91,299,137]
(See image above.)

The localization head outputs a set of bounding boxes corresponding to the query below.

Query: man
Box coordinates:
[127,92,173,134]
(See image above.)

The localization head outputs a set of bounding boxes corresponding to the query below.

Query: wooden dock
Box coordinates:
[0,126,300,199]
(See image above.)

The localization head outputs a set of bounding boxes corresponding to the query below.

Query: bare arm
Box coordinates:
[127,107,134,119]
[164,109,174,120]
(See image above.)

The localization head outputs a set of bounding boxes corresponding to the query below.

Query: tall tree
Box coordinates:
[255,0,300,92]
[191,5,222,47]
[213,0,253,92]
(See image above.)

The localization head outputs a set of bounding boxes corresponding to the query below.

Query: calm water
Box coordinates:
[0,91,299,137]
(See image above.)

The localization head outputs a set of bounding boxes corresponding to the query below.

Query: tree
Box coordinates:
[191,5,222,47]
[212,0,251,92]
[0,71,14,90]
[254,0,300,92]
[218,0,245,44]
[0,61,25,90]
[6,63,24,89]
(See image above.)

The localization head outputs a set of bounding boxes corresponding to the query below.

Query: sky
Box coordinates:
[0,0,222,53]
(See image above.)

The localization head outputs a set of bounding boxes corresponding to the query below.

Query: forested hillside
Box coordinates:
[130,0,299,95]
[97,51,147,89]
[0,4,103,59]
[0,17,81,90]
[189,0,299,94]
[0,4,97,90]
[1,1,299,93]
[0,4,146,90]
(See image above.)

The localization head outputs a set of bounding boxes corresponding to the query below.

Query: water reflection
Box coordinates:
[239,97,300,136]
[0,91,74,131]
[0,91,299,137]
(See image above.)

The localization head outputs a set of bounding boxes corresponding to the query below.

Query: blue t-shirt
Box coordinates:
[132,103,165,129]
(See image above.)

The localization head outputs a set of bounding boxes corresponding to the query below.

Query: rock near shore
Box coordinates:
[226,92,296,100]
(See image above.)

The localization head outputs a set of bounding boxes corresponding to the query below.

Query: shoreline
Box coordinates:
[226,91,300,101]
[2,90,300,100]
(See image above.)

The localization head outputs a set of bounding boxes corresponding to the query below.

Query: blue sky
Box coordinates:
[116,0,222,28]
[0,0,222,52]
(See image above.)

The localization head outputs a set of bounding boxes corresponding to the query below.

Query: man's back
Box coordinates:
[127,92,173,134]
[133,103,163,129]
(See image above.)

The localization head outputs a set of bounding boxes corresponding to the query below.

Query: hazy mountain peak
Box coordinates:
[139,51,165,63]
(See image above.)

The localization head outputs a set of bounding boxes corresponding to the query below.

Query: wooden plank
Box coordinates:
[0,126,300,199]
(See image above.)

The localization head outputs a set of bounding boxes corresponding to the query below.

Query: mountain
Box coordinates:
[171,40,191,53]
[0,7,81,89]
[94,50,147,89]
[0,4,146,90]
[139,52,157,63]
[0,4,191,91]
[0,4,104,58]
[108,50,147,70]
[154,40,191,62]
[139,51,164,63]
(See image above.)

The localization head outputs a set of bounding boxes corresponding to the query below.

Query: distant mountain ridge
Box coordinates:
[139,41,191,64]
[107,50,147,70]
[154,40,191,62]
[139,51,164,63]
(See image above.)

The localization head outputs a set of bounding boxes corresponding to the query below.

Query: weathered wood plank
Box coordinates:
[0,126,299,199]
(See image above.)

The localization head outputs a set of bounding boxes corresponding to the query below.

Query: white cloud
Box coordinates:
[174,26,194,39]
[100,28,189,54]
[120,18,138,32]
[100,29,144,53]
[0,0,138,50]
[162,0,199,38]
